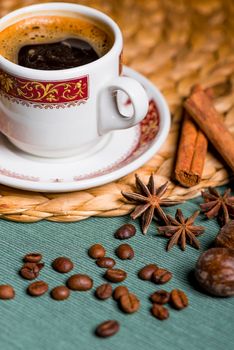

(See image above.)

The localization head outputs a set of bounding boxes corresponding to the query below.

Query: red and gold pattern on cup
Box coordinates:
[0,69,89,108]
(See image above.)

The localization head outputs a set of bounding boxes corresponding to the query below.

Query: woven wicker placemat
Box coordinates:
[0,0,233,222]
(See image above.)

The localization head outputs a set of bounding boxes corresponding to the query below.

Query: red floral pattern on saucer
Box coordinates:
[73,100,159,181]
[0,99,159,183]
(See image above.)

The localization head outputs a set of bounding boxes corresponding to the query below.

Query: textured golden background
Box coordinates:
[0,0,233,222]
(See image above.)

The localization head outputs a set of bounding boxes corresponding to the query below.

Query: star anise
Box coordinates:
[157,209,204,251]
[200,187,234,226]
[121,174,180,234]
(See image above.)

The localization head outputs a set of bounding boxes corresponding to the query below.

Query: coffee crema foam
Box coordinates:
[0,15,113,64]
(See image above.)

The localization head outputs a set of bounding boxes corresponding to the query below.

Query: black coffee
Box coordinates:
[0,14,113,70]
[18,38,99,70]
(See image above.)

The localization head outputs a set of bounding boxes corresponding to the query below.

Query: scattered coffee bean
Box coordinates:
[138,264,158,280]
[23,252,42,263]
[150,290,170,304]
[115,244,134,260]
[96,257,116,268]
[113,286,129,301]
[170,289,188,310]
[151,268,172,284]
[119,293,140,313]
[88,244,106,259]
[52,257,74,273]
[151,304,169,320]
[104,269,127,283]
[67,274,93,291]
[195,248,234,296]
[95,320,120,338]
[37,263,45,270]
[51,286,70,301]
[0,285,15,300]
[20,262,41,280]
[114,224,136,240]
[27,281,48,297]
[95,284,112,300]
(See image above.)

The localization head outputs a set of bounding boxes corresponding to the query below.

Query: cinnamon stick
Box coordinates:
[174,111,208,187]
[184,89,234,173]
[174,85,211,187]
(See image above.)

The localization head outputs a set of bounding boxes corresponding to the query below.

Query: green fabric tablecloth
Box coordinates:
[0,187,233,350]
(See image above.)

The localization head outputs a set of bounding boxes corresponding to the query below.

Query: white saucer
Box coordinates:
[0,67,170,192]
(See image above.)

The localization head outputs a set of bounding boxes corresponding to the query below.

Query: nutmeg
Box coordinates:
[214,221,234,250]
[195,248,234,297]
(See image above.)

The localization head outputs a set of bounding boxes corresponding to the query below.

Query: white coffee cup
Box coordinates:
[0,2,148,158]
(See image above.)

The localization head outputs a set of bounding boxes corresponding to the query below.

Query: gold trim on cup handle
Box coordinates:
[98,76,149,135]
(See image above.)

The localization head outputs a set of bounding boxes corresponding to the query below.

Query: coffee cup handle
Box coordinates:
[98,76,149,134]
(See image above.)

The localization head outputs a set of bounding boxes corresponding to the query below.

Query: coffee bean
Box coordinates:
[119,293,140,313]
[67,274,93,291]
[20,262,41,280]
[138,264,158,280]
[115,244,134,260]
[0,285,15,300]
[52,257,74,273]
[37,263,45,270]
[27,281,48,297]
[96,257,116,268]
[170,289,188,310]
[51,286,70,301]
[95,320,119,338]
[150,290,170,304]
[23,252,42,263]
[151,268,172,284]
[88,244,106,259]
[95,284,112,300]
[114,224,136,240]
[113,286,129,301]
[151,304,169,320]
[104,269,127,283]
